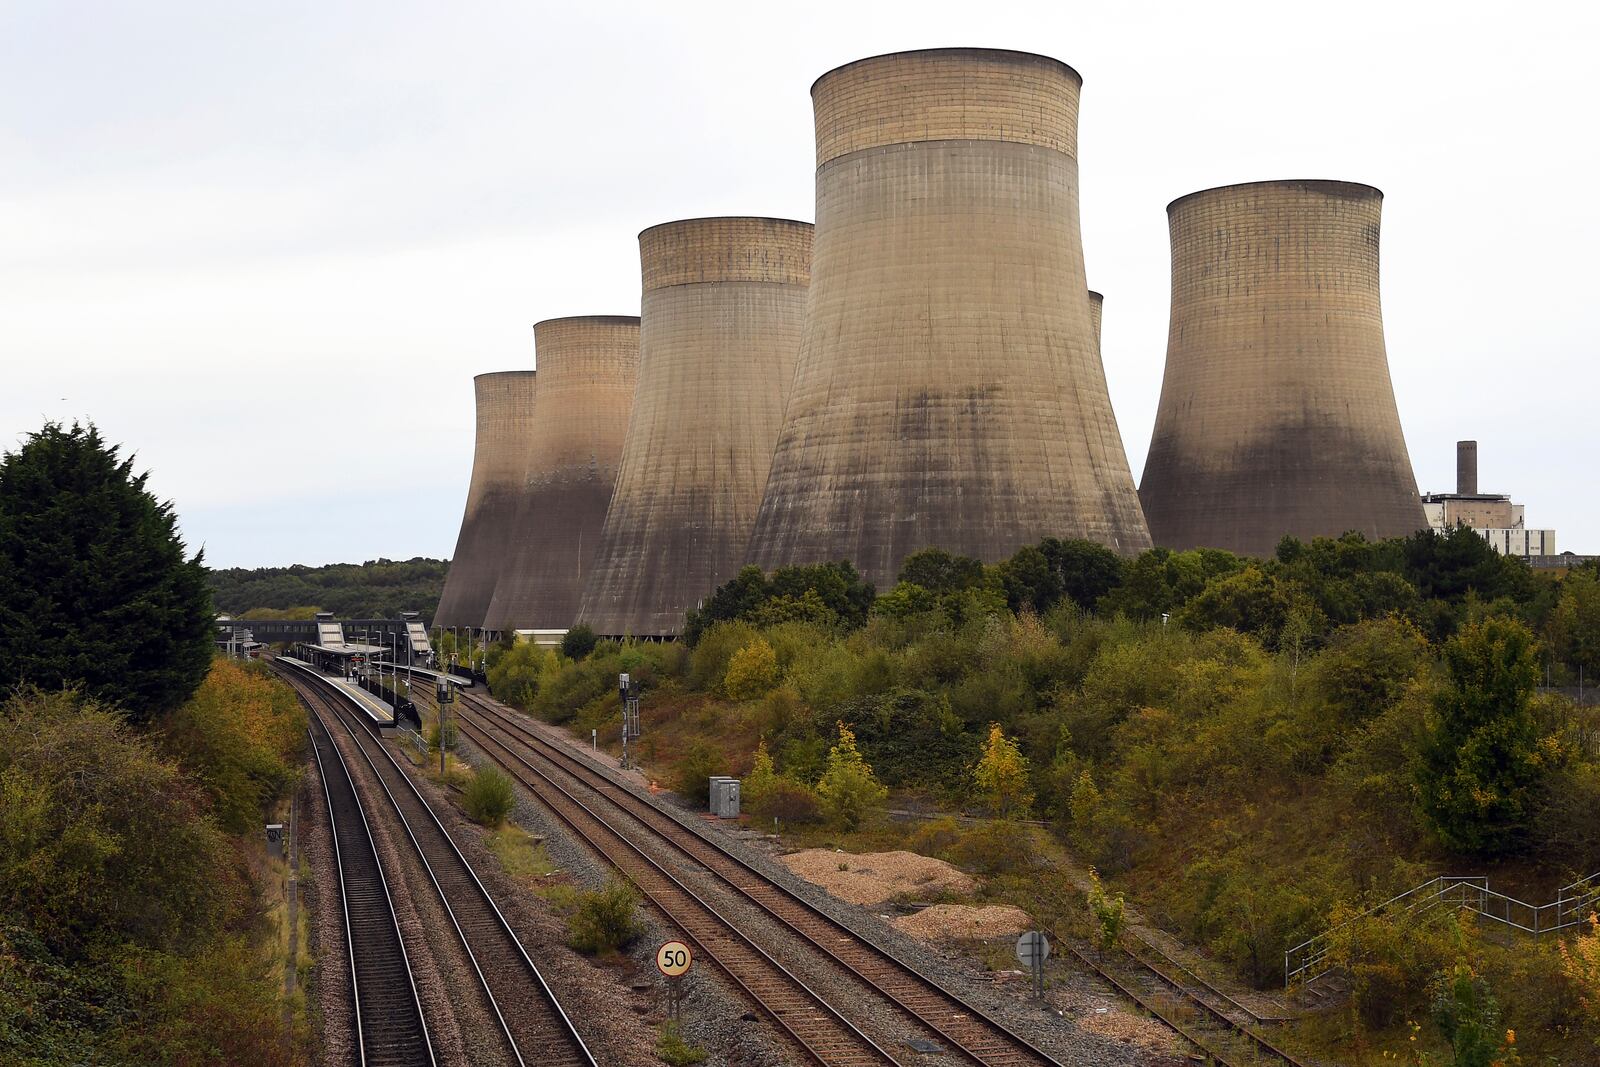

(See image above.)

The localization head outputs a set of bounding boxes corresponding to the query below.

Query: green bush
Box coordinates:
[464,766,515,826]
[674,740,721,806]
[948,819,1039,877]
[749,778,822,826]
[655,1021,707,1066]
[428,716,458,754]
[566,880,643,955]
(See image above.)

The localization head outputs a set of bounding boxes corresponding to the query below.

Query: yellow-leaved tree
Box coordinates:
[974,723,1033,818]
[817,722,886,831]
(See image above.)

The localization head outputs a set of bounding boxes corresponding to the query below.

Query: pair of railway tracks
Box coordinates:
[451,688,1062,1067]
[279,660,595,1067]
[448,684,1316,1067]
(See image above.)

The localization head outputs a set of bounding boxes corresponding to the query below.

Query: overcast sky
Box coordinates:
[3,1,1595,569]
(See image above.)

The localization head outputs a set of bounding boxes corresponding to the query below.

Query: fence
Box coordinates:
[1286,871,1600,987]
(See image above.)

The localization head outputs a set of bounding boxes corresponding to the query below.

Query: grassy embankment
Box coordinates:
[478,536,1600,1065]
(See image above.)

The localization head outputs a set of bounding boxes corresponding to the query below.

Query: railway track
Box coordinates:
[306,705,435,1066]
[277,661,596,1067]
[1059,940,1312,1066]
[451,688,1064,1067]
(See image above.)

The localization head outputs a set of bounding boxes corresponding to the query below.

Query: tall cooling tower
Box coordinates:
[433,371,537,629]
[746,49,1150,588]
[578,218,812,637]
[1088,290,1104,351]
[1138,180,1426,557]
[482,316,639,631]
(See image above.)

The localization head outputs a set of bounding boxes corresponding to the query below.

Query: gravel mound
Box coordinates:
[892,903,1031,941]
[781,848,975,905]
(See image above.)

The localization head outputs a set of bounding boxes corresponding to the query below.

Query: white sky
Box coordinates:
[2,1,1595,568]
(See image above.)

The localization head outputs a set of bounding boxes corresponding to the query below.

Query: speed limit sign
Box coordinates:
[655,940,692,977]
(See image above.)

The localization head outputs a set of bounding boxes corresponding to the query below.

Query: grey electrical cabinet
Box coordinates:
[708,776,741,818]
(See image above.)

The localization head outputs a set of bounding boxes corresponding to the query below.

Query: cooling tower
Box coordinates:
[482,316,639,632]
[578,218,812,637]
[1088,290,1104,352]
[1138,180,1427,557]
[746,49,1151,587]
[433,371,537,629]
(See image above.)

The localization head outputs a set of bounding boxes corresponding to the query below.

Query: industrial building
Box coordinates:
[1422,440,1556,558]
[482,316,638,632]
[1138,180,1428,558]
[578,217,812,637]
[746,48,1151,588]
[433,371,537,629]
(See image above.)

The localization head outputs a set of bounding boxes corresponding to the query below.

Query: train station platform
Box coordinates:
[377,663,471,689]
[277,656,397,732]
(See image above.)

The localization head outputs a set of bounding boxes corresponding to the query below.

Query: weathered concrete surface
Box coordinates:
[747,48,1150,589]
[483,316,638,631]
[1138,180,1427,557]
[579,217,811,637]
[434,371,536,629]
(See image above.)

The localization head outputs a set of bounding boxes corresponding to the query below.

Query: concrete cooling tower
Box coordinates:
[433,371,537,629]
[482,316,639,632]
[1138,180,1427,557]
[1088,290,1104,352]
[578,217,812,637]
[746,48,1151,588]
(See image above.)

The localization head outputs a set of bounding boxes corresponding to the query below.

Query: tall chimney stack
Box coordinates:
[1457,440,1478,496]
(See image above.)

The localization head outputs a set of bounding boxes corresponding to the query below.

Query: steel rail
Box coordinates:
[456,690,1064,1067]
[448,705,900,1066]
[305,707,435,1067]
[276,660,595,1067]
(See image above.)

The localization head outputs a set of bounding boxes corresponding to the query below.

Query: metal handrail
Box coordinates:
[1286,872,1600,987]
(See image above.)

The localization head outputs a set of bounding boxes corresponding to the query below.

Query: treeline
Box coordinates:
[486,526,1600,1050]
[207,556,448,619]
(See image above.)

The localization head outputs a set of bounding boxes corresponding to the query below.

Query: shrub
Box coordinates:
[688,621,761,691]
[674,740,721,806]
[723,637,779,700]
[974,723,1032,818]
[1087,869,1127,960]
[743,741,778,809]
[566,879,643,954]
[749,778,822,826]
[904,815,965,858]
[655,1021,707,1066]
[817,722,887,831]
[464,766,515,826]
[428,716,458,755]
[949,819,1038,876]
[561,625,599,660]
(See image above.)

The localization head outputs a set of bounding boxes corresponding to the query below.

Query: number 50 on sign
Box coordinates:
[656,940,692,977]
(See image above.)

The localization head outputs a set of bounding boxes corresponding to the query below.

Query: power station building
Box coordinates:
[482,316,638,632]
[578,217,812,637]
[1138,180,1427,557]
[1422,440,1556,558]
[746,49,1151,588]
[433,371,537,629]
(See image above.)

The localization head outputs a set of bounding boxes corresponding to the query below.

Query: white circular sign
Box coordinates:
[656,940,692,977]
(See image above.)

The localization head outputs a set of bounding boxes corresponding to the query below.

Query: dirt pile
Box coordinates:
[890,904,1031,941]
[780,849,975,906]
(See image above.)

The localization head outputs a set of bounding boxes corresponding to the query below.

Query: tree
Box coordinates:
[897,547,984,594]
[1415,617,1545,855]
[560,624,599,660]
[817,721,887,831]
[1547,569,1600,679]
[1086,868,1126,961]
[974,723,1033,817]
[743,740,778,809]
[1428,964,1518,1067]
[724,637,779,699]
[0,422,213,722]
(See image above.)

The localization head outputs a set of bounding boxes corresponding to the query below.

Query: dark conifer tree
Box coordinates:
[0,422,213,722]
